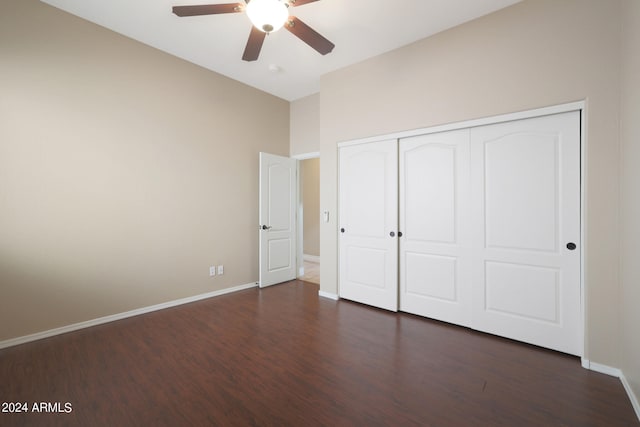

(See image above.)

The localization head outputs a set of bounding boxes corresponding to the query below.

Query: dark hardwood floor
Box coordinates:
[0,280,637,426]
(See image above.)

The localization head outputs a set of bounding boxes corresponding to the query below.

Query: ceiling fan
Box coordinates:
[172,0,335,62]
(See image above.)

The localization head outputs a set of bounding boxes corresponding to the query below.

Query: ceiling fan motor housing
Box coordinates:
[245,0,289,33]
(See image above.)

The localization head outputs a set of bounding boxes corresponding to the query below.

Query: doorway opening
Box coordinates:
[299,156,320,285]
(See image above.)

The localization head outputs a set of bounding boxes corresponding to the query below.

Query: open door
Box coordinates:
[259,152,297,288]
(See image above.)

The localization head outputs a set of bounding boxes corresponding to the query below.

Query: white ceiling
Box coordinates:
[40,0,521,101]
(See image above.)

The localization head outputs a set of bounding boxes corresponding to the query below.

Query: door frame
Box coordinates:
[337,100,586,358]
[292,151,321,280]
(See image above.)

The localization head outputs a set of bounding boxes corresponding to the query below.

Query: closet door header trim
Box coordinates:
[337,101,585,148]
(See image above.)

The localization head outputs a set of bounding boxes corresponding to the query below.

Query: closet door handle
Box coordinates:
[566,242,576,250]
[398,231,403,237]
[389,231,395,237]
[340,228,345,233]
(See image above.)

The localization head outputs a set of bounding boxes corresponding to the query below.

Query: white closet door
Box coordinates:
[469,111,581,355]
[399,129,472,326]
[339,139,398,311]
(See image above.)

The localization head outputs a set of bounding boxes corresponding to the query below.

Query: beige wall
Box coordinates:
[290,93,320,156]
[0,0,289,341]
[620,0,640,407]
[301,158,320,257]
[320,0,622,367]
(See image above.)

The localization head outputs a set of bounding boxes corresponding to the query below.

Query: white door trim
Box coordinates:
[337,101,585,148]
[292,151,320,160]
[336,101,586,358]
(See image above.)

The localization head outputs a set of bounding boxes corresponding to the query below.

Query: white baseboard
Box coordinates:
[581,357,590,370]
[303,254,320,263]
[582,358,640,422]
[0,282,258,350]
[318,290,339,300]
[621,372,640,422]
[582,359,622,377]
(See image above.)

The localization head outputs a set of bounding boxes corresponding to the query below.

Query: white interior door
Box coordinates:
[399,129,472,326]
[469,111,581,355]
[339,140,398,311]
[259,152,297,288]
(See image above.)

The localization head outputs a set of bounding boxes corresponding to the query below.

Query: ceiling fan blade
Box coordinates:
[289,0,321,6]
[285,16,334,55]
[242,26,267,61]
[172,3,244,17]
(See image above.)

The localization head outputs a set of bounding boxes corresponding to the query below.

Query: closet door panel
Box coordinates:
[470,111,581,356]
[399,129,472,326]
[339,139,398,311]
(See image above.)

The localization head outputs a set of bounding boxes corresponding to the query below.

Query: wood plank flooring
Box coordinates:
[0,280,637,426]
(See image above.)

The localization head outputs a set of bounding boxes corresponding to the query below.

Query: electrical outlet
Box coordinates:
[217,265,224,275]
[209,266,216,277]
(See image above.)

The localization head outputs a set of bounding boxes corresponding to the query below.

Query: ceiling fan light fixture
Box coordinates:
[246,0,289,33]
